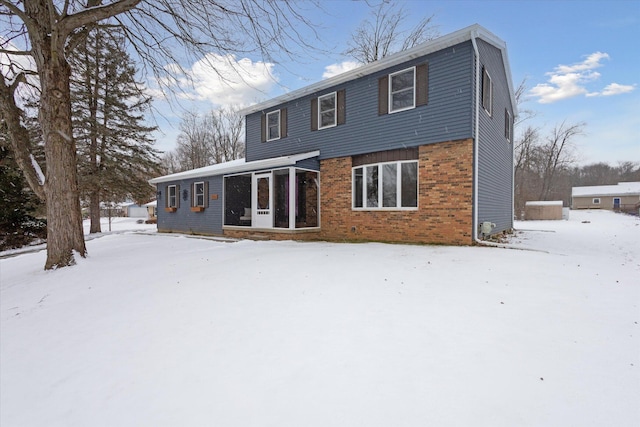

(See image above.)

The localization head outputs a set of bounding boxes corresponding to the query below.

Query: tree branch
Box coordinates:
[0,72,46,201]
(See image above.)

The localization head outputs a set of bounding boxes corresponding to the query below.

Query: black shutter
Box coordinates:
[337,90,346,125]
[310,98,318,131]
[175,185,180,208]
[280,108,287,138]
[260,113,266,142]
[204,181,209,207]
[378,76,388,115]
[416,63,428,106]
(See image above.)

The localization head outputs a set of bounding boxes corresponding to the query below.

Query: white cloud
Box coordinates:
[530,52,635,104]
[153,54,278,108]
[322,61,361,79]
[586,82,636,97]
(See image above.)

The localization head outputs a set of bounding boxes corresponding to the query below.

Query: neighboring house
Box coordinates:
[149,24,516,245]
[143,200,157,220]
[123,202,148,218]
[571,182,640,213]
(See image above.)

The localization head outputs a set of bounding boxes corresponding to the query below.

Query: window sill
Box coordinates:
[191,206,205,212]
[165,207,177,213]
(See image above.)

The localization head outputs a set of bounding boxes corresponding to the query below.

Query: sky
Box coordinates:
[148,0,640,166]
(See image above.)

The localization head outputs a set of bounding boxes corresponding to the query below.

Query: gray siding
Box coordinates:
[246,41,475,162]
[475,39,514,233]
[157,176,224,235]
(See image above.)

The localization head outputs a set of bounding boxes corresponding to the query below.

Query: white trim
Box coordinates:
[193,181,205,207]
[149,150,320,184]
[318,92,337,129]
[266,110,281,141]
[239,24,516,119]
[388,66,416,114]
[352,160,419,210]
[167,185,177,208]
[482,67,493,116]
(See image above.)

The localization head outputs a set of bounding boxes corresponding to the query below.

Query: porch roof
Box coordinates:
[148,150,320,185]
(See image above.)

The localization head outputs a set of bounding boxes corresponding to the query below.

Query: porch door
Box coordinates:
[613,197,621,209]
[253,172,273,228]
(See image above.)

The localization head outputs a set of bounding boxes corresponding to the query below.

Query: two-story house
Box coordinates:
[149,24,517,245]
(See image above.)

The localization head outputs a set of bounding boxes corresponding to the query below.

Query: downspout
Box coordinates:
[471,30,482,244]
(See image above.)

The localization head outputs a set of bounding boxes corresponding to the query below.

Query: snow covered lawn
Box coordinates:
[1,211,638,426]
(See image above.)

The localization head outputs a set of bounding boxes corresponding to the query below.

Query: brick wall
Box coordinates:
[319,138,474,245]
[223,138,474,245]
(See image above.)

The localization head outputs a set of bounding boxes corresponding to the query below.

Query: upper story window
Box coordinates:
[353,160,418,210]
[389,67,415,113]
[261,108,287,142]
[318,92,337,129]
[482,66,493,116]
[505,109,512,142]
[266,110,280,141]
[378,63,428,115]
[311,90,345,131]
[193,182,205,207]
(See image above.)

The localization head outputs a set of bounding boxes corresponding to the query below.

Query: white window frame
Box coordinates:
[194,181,205,207]
[482,67,493,116]
[505,109,512,142]
[593,198,601,204]
[266,110,280,141]
[318,92,337,129]
[352,160,419,210]
[168,185,177,208]
[389,67,416,114]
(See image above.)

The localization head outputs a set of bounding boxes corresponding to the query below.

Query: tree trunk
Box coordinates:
[89,190,101,233]
[40,55,87,269]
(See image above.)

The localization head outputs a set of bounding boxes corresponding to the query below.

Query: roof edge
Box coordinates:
[239,24,511,116]
[148,150,320,185]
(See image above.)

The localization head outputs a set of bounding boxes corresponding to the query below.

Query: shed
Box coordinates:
[525,201,563,220]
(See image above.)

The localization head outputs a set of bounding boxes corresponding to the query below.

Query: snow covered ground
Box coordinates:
[1,210,638,426]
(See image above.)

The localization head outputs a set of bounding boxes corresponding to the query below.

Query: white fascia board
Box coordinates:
[148,150,320,185]
[239,24,514,116]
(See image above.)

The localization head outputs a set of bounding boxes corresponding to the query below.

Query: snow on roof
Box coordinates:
[143,200,157,207]
[148,151,320,184]
[572,182,640,197]
[239,24,516,117]
[525,201,563,206]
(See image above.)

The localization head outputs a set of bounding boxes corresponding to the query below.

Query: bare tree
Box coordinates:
[344,1,438,63]
[175,111,213,171]
[1,0,318,269]
[538,121,584,200]
[170,107,245,172]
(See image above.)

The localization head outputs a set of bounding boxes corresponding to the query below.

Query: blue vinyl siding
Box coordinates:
[157,176,224,235]
[475,39,514,233]
[246,41,475,162]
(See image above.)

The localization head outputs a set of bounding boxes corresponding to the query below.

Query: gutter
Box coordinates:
[471,31,482,245]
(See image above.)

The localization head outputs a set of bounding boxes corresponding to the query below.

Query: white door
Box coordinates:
[253,172,272,228]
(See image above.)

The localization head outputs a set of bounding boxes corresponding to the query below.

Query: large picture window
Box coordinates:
[353,160,418,209]
[389,67,415,113]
